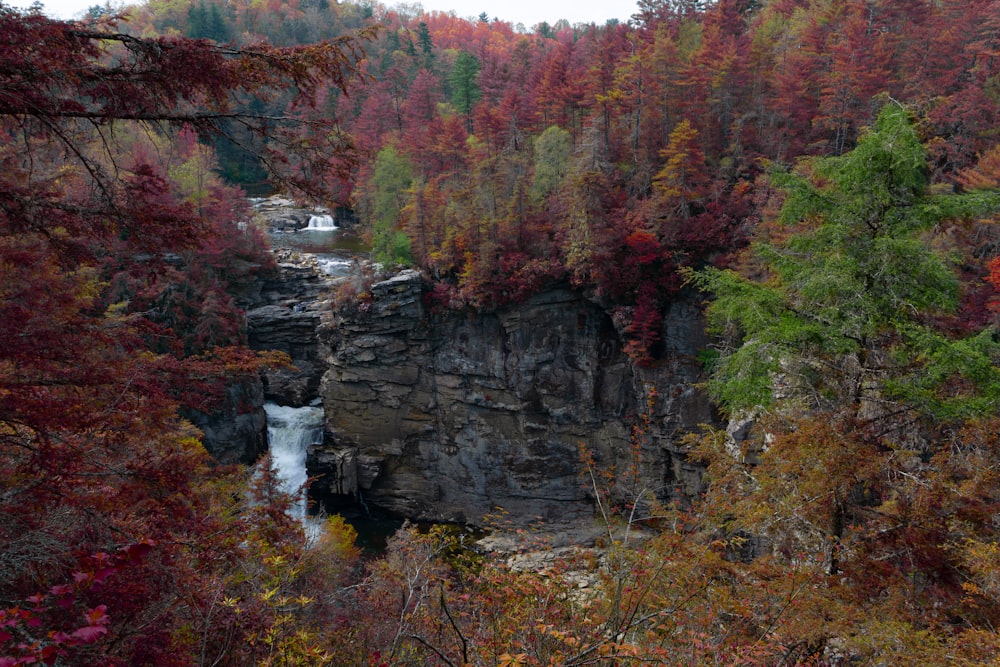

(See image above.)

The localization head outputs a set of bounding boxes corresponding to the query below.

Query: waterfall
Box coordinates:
[305,214,337,230]
[264,402,325,540]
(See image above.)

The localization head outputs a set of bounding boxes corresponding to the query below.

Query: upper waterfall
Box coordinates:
[306,214,337,230]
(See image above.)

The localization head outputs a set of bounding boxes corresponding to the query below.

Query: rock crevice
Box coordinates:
[247,249,333,406]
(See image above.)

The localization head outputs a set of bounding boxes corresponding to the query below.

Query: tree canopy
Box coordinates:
[690,104,1000,421]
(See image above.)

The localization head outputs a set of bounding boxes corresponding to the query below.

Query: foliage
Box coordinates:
[115,0,1000,364]
[123,0,978,371]
[681,103,1000,663]
[530,125,572,203]
[449,50,481,119]
[9,0,1000,663]
[688,104,1000,420]
[367,145,416,267]
[0,5,370,664]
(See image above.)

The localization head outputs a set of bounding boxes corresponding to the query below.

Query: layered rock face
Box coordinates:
[314,270,713,524]
[247,250,332,406]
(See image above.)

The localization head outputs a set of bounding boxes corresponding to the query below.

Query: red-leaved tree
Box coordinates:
[0,5,371,664]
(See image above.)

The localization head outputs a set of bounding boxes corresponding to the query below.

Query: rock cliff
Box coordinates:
[196,248,332,459]
[313,270,714,525]
[185,377,268,464]
[247,249,332,406]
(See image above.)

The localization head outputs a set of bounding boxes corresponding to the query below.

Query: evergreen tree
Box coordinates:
[186,0,206,38]
[204,2,229,42]
[690,104,1000,622]
[450,50,481,130]
[689,104,1000,423]
[186,0,229,41]
[416,21,433,65]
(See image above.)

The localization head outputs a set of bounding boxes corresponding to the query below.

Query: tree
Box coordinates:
[0,5,373,200]
[403,68,442,129]
[186,0,229,41]
[680,104,1000,663]
[652,118,710,220]
[530,124,572,202]
[0,6,371,663]
[688,101,1000,593]
[690,104,1000,421]
[368,144,415,266]
[416,20,434,65]
[449,50,481,130]
[812,2,893,155]
[534,40,584,132]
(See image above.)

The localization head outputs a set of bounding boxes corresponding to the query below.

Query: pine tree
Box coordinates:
[450,50,481,131]
[689,104,1000,423]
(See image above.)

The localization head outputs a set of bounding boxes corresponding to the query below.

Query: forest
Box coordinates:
[4,0,1000,664]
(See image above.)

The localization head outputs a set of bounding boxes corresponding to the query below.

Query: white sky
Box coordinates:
[7,0,637,28]
[396,0,637,28]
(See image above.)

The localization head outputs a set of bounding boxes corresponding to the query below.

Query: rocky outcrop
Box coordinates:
[314,270,714,525]
[186,377,268,464]
[247,250,332,406]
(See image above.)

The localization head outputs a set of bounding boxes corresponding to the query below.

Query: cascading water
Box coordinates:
[305,214,337,230]
[264,402,325,540]
[315,256,353,277]
[265,403,404,551]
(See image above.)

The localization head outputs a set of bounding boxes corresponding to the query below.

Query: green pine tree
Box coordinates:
[450,51,481,132]
[688,104,1000,423]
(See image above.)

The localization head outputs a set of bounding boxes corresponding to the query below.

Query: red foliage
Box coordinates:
[622,285,663,365]
[0,8,369,664]
[0,543,153,667]
[624,229,661,264]
[983,256,1000,317]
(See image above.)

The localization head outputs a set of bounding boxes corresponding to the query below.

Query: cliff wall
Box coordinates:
[247,250,331,406]
[185,377,267,464]
[314,270,713,524]
[196,249,331,460]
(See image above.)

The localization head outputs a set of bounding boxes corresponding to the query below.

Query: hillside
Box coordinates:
[3,0,1000,664]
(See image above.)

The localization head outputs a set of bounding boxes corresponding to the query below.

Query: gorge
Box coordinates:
[236,220,715,528]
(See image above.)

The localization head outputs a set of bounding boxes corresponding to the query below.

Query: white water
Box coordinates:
[264,402,325,540]
[316,255,353,277]
[305,214,337,230]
